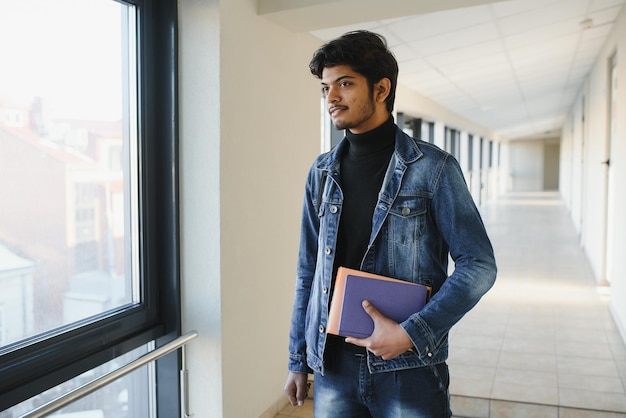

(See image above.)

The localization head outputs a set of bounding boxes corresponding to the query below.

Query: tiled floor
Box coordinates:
[276,192,626,418]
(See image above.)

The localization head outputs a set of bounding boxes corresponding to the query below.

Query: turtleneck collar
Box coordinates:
[345,116,396,157]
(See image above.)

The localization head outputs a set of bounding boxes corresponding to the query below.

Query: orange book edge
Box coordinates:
[326,266,432,335]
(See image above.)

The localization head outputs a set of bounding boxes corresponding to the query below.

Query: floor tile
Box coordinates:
[491,380,559,405]
[448,346,500,368]
[450,376,494,399]
[490,399,558,418]
[559,388,626,413]
[557,340,615,359]
[559,408,626,418]
[289,400,314,418]
[557,356,620,378]
[451,395,490,418]
[558,372,625,393]
[501,335,556,355]
[493,367,557,387]
[497,351,557,372]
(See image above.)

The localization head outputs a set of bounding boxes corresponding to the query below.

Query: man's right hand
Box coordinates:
[284,371,310,406]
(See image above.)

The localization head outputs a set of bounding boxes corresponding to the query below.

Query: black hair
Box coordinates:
[309,30,399,113]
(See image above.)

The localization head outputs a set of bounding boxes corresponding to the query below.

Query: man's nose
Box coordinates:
[326,86,339,103]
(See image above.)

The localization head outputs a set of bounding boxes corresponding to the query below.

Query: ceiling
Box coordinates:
[259,0,625,140]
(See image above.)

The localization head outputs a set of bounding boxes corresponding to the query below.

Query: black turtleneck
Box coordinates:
[334,116,396,273]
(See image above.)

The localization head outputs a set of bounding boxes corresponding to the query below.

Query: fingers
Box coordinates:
[285,386,298,406]
[296,381,311,406]
[361,300,380,319]
[284,372,309,406]
[284,379,298,406]
[344,335,365,346]
[344,300,378,347]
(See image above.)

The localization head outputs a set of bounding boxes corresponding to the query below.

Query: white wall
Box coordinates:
[605,6,626,343]
[509,140,543,192]
[507,138,560,193]
[561,5,626,342]
[179,0,321,416]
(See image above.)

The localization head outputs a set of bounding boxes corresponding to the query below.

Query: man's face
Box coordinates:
[321,65,378,134]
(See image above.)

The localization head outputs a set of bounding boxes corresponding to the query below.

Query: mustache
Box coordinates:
[329,105,348,112]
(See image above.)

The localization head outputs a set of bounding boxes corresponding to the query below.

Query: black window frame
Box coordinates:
[0,0,180,413]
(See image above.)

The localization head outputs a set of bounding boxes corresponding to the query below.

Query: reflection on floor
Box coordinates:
[276,192,626,418]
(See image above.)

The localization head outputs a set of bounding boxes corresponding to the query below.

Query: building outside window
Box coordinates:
[0,0,180,416]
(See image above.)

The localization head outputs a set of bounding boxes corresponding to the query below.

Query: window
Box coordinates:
[0,307,5,346]
[445,127,460,159]
[468,134,474,171]
[0,0,179,415]
[425,121,434,144]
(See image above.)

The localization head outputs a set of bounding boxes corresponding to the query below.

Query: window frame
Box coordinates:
[0,0,180,413]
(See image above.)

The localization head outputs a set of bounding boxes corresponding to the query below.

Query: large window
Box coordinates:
[444,127,460,159]
[0,0,179,416]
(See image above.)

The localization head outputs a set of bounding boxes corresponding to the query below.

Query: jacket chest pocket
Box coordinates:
[387,195,427,246]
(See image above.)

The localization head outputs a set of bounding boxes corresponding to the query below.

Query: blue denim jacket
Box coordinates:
[288,127,497,375]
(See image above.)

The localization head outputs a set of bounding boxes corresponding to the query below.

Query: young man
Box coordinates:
[285,30,497,417]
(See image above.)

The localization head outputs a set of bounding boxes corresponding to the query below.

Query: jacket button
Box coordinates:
[319,325,325,333]
[330,205,338,213]
[324,247,332,255]
[402,206,411,215]
[322,286,328,294]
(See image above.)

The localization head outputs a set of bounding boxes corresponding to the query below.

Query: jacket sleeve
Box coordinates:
[400,155,497,360]
[287,166,321,374]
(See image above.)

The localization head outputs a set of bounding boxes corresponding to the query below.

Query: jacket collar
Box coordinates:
[316,126,423,171]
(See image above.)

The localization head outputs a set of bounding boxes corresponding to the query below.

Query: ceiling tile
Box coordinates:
[502,18,581,50]
[590,0,626,11]
[490,0,562,18]
[386,6,493,42]
[425,41,506,68]
[498,0,589,36]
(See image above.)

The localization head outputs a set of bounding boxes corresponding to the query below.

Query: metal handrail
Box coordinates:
[20,330,199,418]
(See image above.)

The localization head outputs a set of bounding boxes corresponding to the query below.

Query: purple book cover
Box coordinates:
[338,274,429,338]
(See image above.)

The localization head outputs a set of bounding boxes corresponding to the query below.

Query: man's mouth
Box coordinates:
[329,106,347,116]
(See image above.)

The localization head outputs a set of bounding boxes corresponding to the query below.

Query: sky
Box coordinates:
[0,0,133,121]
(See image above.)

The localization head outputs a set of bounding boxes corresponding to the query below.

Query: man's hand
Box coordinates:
[284,371,310,406]
[344,300,414,360]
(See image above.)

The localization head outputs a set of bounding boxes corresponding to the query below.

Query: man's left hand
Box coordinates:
[344,300,414,360]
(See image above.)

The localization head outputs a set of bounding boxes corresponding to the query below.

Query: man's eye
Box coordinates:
[321,87,329,95]
[340,82,350,87]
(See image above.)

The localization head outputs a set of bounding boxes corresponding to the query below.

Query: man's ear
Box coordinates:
[374,78,391,103]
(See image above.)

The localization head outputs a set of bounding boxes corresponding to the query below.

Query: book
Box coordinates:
[326,267,431,338]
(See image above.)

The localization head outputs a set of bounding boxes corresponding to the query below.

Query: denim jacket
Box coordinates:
[288,127,497,375]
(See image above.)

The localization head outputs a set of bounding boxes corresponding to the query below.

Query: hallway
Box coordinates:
[448,191,626,417]
[277,192,626,418]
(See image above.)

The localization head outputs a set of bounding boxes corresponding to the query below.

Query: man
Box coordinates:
[284,30,497,417]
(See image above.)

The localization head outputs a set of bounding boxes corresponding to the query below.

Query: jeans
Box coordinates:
[314,342,452,418]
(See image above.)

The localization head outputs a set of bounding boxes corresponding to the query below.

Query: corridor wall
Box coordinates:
[178,1,321,416]
[561,4,626,342]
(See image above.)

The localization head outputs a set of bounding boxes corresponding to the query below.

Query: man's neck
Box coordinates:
[348,110,392,134]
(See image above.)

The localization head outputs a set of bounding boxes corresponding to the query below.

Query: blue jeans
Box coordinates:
[314,342,452,418]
